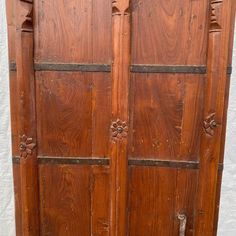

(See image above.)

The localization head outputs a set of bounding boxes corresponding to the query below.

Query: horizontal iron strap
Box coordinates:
[128,159,199,169]
[9,62,233,75]
[38,156,110,165]
[12,156,224,170]
[131,65,207,74]
[34,63,111,72]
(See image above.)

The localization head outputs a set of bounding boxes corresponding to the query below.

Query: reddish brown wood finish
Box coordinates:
[195,0,233,235]
[15,0,40,235]
[5,0,236,235]
[110,1,131,235]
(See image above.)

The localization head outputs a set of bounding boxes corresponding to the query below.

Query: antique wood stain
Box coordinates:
[5,0,236,235]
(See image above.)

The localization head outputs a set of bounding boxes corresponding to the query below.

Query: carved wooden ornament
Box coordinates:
[19,135,36,158]
[111,119,128,139]
[210,0,223,33]
[203,113,218,136]
[18,0,33,32]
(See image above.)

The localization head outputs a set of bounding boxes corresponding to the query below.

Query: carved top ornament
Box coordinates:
[210,0,223,33]
[203,113,218,136]
[111,119,128,139]
[112,0,130,16]
[19,135,36,158]
[18,0,33,32]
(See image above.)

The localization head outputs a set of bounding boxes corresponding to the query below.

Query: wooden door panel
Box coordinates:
[131,0,208,65]
[5,0,235,235]
[129,73,204,161]
[128,167,197,236]
[36,72,111,157]
[34,0,112,63]
[39,164,110,236]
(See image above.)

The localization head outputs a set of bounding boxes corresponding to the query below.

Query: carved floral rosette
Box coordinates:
[111,119,128,139]
[19,135,36,158]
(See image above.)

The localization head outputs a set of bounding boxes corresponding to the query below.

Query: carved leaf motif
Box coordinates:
[203,113,218,136]
[111,119,128,139]
[19,135,36,158]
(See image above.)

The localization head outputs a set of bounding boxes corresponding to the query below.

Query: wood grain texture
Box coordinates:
[34,0,111,63]
[15,0,40,234]
[5,0,236,235]
[109,0,131,235]
[131,0,208,65]
[213,2,236,233]
[195,0,233,235]
[129,73,204,161]
[128,167,197,235]
[12,163,22,236]
[5,1,23,235]
[39,164,110,236]
[36,72,111,157]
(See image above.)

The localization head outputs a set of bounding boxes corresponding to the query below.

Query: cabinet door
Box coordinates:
[6,0,235,235]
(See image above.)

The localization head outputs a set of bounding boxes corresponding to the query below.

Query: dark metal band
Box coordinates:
[130,65,207,74]
[34,63,111,72]
[37,156,110,165]
[128,159,199,169]
[12,156,20,164]
[10,62,17,71]
[12,156,224,171]
[10,62,233,75]
[227,66,232,75]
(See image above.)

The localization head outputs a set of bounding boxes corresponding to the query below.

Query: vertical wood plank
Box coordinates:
[195,0,233,235]
[15,0,39,235]
[213,1,236,233]
[110,0,131,235]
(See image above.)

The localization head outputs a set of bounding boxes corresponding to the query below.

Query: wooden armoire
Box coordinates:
[5,0,236,235]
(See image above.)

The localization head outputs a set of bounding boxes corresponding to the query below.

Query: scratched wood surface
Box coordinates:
[131,0,209,65]
[129,73,204,161]
[34,0,112,63]
[5,0,236,235]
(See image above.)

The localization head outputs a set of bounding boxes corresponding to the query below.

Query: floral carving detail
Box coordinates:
[203,113,218,136]
[111,119,128,139]
[19,135,36,158]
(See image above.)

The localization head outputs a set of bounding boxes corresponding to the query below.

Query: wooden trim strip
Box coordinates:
[128,159,199,169]
[37,156,109,165]
[34,63,111,72]
[195,0,233,234]
[130,65,207,74]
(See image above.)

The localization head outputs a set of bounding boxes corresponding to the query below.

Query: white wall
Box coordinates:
[0,0,235,235]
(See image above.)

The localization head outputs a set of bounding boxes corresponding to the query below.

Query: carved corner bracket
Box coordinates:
[110,119,128,139]
[203,112,219,136]
[210,0,223,33]
[19,135,36,158]
[17,0,33,32]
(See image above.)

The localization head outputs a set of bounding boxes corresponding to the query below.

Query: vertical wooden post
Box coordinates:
[110,0,131,235]
[16,0,39,235]
[195,0,232,235]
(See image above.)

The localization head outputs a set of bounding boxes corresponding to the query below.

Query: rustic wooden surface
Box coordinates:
[5,0,236,235]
